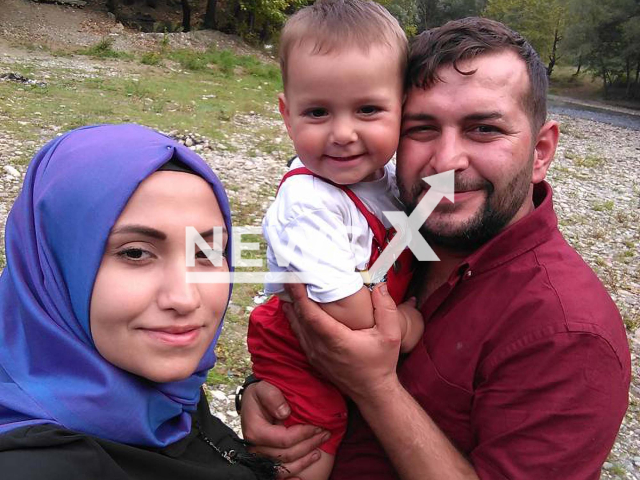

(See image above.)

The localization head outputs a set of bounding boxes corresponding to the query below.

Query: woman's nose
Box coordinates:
[157,262,201,315]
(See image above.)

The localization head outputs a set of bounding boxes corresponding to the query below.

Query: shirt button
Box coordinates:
[466,270,473,278]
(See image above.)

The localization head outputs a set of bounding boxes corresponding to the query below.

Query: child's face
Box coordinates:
[279,44,403,185]
[90,171,230,383]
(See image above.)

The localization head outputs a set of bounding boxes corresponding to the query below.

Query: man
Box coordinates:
[240,17,631,480]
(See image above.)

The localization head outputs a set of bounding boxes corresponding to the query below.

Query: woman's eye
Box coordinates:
[117,248,152,262]
[304,108,328,118]
[195,248,227,265]
[359,105,379,115]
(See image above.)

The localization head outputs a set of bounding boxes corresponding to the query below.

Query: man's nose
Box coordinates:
[157,261,201,315]
[430,129,469,173]
[330,116,358,145]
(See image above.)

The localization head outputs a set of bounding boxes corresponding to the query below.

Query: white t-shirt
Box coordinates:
[263,158,404,303]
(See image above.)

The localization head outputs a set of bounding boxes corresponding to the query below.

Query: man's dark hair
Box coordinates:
[407,17,548,131]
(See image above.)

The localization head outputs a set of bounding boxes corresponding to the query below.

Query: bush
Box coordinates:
[80,38,126,59]
[140,52,162,66]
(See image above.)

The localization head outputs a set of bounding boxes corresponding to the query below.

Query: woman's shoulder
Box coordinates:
[0,424,126,480]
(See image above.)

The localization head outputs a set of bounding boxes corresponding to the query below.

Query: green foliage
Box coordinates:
[216,0,312,44]
[140,52,162,66]
[79,38,130,59]
[563,0,640,99]
[483,0,566,74]
[167,47,280,80]
[416,0,487,30]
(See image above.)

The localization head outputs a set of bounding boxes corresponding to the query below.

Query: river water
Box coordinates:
[549,96,640,131]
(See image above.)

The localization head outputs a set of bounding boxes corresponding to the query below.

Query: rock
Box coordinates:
[31,0,87,6]
[3,166,19,178]
[210,389,227,401]
[184,137,194,147]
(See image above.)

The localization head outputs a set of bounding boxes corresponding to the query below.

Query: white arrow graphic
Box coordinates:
[366,170,455,284]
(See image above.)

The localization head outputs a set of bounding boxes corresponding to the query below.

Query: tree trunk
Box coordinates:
[181,0,191,32]
[601,61,609,98]
[626,57,632,98]
[547,26,560,78]
[573,56,582,77]
[203,0,217,30]
[106,0,117,13]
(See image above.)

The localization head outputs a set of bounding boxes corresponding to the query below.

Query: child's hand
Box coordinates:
[397,297,424,353]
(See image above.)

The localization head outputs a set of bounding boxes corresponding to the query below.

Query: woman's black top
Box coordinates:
[0,393,278,480]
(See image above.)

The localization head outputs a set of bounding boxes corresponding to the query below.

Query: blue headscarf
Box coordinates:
[0,124,233,447]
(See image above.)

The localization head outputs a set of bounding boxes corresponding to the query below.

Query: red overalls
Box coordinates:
[247,167,414,454]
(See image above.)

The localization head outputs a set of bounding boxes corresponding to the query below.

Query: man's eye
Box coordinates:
[402,125,437,138]
[304,108,328,118]
[473,125,500,134]
[359,105,379,115]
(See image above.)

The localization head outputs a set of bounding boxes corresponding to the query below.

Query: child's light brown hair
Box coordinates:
[279,0,408,90]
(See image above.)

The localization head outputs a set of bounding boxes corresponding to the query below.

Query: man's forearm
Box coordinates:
[354,378,479,480]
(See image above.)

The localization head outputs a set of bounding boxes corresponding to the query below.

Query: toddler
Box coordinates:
[248,1,424,478]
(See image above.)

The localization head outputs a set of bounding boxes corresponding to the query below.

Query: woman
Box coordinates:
[0,124,277,479]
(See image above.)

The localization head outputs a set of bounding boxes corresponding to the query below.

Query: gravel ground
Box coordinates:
[1,8,639,477]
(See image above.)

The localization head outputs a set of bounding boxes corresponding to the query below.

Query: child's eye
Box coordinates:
[304,108,328,118]
[117,248,153,262]
[359,105,380,115]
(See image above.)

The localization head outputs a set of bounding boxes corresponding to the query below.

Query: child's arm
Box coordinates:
[320,288,424,351]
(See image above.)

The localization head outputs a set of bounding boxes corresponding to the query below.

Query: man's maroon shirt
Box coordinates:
[332,182,631,480]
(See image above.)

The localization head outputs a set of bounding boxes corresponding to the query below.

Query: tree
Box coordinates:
[564,0,639,98]
[483,0,567,77]
[181,0,192,32]
[203,0,217,29]
[415,0,487,31]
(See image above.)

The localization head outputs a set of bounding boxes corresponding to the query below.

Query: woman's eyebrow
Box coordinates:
[198,226,228,238]
[111,225,166,240]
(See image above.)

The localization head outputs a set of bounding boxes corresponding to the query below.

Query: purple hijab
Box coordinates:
[0,124,233,447]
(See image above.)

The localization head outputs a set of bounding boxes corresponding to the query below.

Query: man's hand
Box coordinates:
[240,381,328,478]
[282,282,403,403]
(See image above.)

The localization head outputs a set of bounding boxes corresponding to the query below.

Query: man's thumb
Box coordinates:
[371,283,402,338]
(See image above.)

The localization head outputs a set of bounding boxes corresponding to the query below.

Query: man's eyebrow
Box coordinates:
[402,113,437,122]
[463,112,504,121]
[402,112,505,122]
[111,225,166,240]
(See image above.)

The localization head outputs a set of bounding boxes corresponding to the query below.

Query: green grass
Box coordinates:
[549,65,603,100]
[79,38,132,60]
[0,49,282,153]
[592,200,615,212]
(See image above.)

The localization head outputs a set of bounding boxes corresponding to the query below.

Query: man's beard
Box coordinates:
[399,158,534,251]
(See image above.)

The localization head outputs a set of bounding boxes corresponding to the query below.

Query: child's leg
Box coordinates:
[295,451,335,480]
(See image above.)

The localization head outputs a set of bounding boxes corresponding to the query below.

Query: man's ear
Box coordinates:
[278,93,293,139]
[531,120,559,184]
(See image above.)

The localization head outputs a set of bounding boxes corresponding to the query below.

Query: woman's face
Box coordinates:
[90,171,230,383]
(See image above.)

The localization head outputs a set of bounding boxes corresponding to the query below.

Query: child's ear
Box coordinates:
[278,93,293,139]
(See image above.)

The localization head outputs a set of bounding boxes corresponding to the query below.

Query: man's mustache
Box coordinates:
[403,176,493,207]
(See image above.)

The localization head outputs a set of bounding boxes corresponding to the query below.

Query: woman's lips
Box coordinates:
[142,327,202,346]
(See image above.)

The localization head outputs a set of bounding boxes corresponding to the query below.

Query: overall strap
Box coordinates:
[278,167,388,248]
